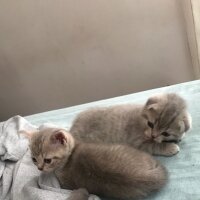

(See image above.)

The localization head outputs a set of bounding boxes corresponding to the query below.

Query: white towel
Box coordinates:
[0,116,100,200]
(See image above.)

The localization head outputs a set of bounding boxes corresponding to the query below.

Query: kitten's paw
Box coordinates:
[74,188,89,196]
[89,195,101,200]
[164,143,180,156]
[68,188,89,200]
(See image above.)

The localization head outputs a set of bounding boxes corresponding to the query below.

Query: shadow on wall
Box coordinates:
[0,0,195,121]
[0,64,39,121]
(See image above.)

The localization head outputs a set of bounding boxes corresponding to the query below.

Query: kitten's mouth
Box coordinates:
[38,167,53,173]
[163,139,181,144]
[43,168,54,173]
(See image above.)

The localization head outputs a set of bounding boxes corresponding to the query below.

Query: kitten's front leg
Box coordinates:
[153,143,180,156]
[68,188,89,200]
[141,142,180,156]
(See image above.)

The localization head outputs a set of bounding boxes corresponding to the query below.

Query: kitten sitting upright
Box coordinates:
[27,128,167,200]
[70,93,192,156]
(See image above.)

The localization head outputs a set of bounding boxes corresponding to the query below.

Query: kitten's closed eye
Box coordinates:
[161,132,170,137]
[44,158,52,164]
[147,121,154,129]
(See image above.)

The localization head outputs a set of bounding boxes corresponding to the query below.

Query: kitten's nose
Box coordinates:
[38,167,43,171]
[152,133,157,138]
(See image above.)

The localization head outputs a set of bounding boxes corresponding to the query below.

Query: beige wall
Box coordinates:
[0,0,195,121]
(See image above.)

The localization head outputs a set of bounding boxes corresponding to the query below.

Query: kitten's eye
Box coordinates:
[44,158,52,164]
[32,157,37,163]
[147,121,154,129]
[161,132,170,137]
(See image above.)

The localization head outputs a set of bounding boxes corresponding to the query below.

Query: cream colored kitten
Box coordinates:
[70,93,192,156]
[28,128,167,200]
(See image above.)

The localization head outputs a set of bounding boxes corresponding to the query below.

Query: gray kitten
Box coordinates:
[27,128,167,200]
[70,93,192,156]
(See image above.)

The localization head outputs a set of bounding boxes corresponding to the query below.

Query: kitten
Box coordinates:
[28,128,167,200]
[70,93,192,156]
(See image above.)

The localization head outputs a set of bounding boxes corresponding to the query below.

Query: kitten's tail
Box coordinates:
[141,161,168,193]
[126,161,167,199]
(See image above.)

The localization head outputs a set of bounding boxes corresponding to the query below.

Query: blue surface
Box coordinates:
[25,80,200,200]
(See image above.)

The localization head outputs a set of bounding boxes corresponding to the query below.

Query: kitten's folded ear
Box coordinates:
[19,130,37,141]
[51,130,67,145]
[145,96,160,112]
[183,112,192,132]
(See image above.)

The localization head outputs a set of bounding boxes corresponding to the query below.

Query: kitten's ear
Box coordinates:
[51,130,67,145]
[19,130,36,141]
[145,96,159,111]
[183,112,192,132]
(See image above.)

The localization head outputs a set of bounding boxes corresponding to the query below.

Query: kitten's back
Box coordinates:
[70,104,144,144]
[57,142,167,199]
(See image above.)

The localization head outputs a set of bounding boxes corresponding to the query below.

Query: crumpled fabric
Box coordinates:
[0,115,100,200]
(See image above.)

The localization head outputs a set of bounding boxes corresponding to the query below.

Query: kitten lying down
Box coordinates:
[25,128,167,200]
[70,93,192,156]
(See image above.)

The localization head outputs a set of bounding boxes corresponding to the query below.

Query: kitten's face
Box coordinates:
[142,93,191,143]
[29,128,74,172]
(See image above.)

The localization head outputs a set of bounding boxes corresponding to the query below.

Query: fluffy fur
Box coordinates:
[70,93,192,156]
[28,128,167,200]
